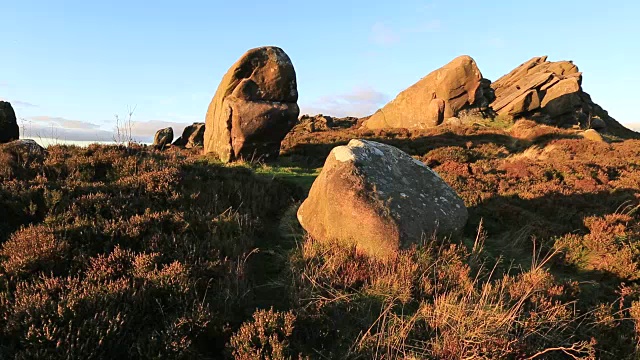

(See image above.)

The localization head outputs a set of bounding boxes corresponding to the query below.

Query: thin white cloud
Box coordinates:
[300,86,390,118]
[370,22,400,46]
[370,19,441,46]
[486,37,507,49]
[407,20,441,33]
[0,97,37,109]
[417,1,438,12]
[20,114,199,144]
[29,116,100,130]
[21,123,114,143]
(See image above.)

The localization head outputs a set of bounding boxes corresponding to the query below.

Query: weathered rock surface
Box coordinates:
[581,129,605,142]
[153,127,174,149]
[0,101,19,143]
[443,117,463,127]
[293,114,359,133]
[173,123,205,148]
[1,139,46,160]
[204,46,299,162]
[491,56,638,138]
[297,139,468,259]
[297,114,334,132]
[363,56,494,129]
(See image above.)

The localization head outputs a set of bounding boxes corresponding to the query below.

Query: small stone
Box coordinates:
[581,129,605,142]
[443,117,463,127]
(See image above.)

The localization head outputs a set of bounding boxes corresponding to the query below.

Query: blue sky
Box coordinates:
[1,0,638,142]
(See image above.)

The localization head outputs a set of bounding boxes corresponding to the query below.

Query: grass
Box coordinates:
[253,164,321,193]
[1,119,640,358]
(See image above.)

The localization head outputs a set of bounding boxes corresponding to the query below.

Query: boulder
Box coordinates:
[297,139,468,259]
[296,114,334,133]
[490,56,637,139]
[363,56,494,129]
[204,46,299,162]
[173,123,205,148]
[0,101,19,143]
[539,77,581,117]
[0,139,46,178]
[590,116,606,130]
[153,127,173,149]
[581,129,605,142]
[1,139,46,161]
[443,117,463,127]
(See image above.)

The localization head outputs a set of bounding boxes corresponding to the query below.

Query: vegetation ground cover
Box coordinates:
[1,120,640,359]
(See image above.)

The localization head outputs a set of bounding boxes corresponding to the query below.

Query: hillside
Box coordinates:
[1,117,640,359]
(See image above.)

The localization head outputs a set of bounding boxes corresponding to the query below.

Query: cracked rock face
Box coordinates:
[363,55,494,130]
[204,46,299,162]
[297,139,468,259]
[490,56,638,137]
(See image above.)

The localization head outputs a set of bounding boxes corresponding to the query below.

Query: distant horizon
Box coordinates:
[20,118,640,149]
[26,137,119,148]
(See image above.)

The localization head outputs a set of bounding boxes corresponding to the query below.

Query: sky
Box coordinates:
[1,0,639,143]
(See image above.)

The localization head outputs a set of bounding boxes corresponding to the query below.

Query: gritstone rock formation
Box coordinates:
[491,56,637,137]
[363,55,494,129]
[153,127,174,149]
[173,123,205,148]
[297,139,468,259]
[204,46,299,162]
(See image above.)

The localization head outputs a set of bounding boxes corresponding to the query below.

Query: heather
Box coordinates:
[1,120,640,358]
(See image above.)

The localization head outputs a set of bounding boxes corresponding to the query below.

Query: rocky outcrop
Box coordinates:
[0,101,19,143]
[0,139,45,178]
[1,139,46,161]
[173,123,205,148]
[297,139,468,259]
[204,46,299,162]
[491,56,638,137]
[363,56,494,129]
[297,114,334,132]
[153,127,173,149]
[293,114,359,133]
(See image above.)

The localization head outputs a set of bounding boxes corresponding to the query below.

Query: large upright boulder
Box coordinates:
[204,46,299,162]
[173,122,205,148]
[363,56,494,129]
[297,139,468,259]
[491,56,638,138]
[0,101,19,143]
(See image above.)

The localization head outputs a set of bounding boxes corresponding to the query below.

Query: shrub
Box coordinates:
[229,308,304,360]
[0,224,68,277]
